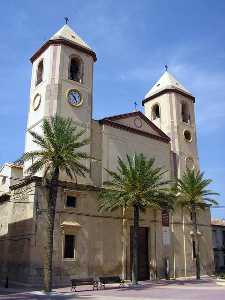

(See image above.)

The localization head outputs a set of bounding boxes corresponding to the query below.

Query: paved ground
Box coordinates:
[0,278,225,300]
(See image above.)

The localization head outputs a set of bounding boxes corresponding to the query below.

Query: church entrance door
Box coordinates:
[130,227,149,280]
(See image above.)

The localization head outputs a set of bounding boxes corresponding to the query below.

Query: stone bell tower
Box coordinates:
[142,69,199,179]
[24,24,97,180]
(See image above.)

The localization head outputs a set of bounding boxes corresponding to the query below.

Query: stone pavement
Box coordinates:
[0,278,225,300]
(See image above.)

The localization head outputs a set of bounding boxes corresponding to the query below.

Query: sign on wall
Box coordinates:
[162,210,171,245]
[162,227,171,245]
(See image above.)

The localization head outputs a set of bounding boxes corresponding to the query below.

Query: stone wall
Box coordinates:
[0,180,37,284]
[0,178,214,287]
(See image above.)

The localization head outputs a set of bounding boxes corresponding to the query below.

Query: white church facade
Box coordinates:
[0,24,214,286]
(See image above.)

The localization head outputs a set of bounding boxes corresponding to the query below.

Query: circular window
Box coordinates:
[186,157,195,170]
[184,130,192,142]
[33,94,41,111]
[134,118,142,128]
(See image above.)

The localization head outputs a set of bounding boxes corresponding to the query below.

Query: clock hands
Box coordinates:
[71,93,78,104]
[68,90,81,107]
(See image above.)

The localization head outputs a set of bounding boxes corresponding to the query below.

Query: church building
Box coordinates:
[0,24,214,286]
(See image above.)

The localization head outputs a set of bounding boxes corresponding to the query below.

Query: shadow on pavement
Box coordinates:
[0,278,216,299]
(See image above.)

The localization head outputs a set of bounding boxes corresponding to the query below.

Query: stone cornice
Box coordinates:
[99,119,170,144]
[30,39,97,63]
[142,88,195,105]
[10,176,101,192]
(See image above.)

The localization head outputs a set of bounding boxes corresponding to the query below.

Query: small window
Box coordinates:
[213,230,218,248]
[152,104,160,120]
[66,195,76,208]
[223,231,225,246]
[192,240,196,258]
[69,57,82,83]
[36,60,43,86]
[64,234,75,259]
[1,176,6,185]
[181,102,190,124]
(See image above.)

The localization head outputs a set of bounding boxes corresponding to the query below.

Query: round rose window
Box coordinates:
[134,118,142,128]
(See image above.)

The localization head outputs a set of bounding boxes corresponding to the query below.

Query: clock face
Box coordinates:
[33,94,41,111]
[67,89,82,107]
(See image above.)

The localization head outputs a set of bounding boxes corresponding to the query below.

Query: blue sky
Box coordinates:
[0,0,224,218]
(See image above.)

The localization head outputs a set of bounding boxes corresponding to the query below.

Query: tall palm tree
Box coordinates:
[98,153,174,284]
[175,169,218,280]
[23,116,90,292]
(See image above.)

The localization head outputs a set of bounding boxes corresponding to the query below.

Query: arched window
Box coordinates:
[69,57,83,83]
[152,104,160,120]
[181,102,190,123]
[36,60,43,86]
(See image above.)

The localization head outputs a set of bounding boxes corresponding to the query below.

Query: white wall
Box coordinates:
[0,164,23,195]
[101,124,171,183]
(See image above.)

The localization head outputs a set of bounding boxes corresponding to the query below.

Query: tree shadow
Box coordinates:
[0,290,94,300]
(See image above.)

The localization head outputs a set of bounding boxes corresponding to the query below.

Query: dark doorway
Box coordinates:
[130,227,149,280]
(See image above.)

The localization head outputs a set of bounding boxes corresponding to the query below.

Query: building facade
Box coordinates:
[212,219,225,273]
[0,24,214,286]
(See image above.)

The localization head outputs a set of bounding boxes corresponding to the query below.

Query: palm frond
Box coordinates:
[97,153,173,212]
[175,169,219,210]
[22,116,90,181]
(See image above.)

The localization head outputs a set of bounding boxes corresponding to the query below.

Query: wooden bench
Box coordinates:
[98,276,125,289]
[71,278,98,291]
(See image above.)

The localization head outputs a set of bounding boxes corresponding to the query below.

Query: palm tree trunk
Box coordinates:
[132,204,139,284]
[44,167,59,292]
[192,206,200,280]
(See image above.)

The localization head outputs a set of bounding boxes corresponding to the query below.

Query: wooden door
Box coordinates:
[130,227,149,280]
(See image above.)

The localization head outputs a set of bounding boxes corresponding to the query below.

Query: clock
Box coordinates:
[67,89,82,107]
[33,94,41,111]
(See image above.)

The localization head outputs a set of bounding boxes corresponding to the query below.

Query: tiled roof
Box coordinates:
[212,219,225,226]
[144,71,194,101]
[50,24,92,51]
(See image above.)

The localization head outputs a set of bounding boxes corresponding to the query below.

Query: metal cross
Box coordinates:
[165,64,168,71]
[134,101,138,111]
[64,17,69,24]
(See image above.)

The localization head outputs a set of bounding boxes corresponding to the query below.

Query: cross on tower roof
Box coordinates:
[165,64,168,71]
[64,17,69,24]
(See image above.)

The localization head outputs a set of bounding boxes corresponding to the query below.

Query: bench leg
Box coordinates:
[71,285,76,292]
[93,281,98,290]
[99,283,105,290]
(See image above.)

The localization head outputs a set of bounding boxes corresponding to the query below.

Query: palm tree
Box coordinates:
[97,153,174,284]
[175,169,219,280]
[23,116,90,292]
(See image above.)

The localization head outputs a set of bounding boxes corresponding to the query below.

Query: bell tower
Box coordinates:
[24,24,97,178]
[142,69,199,178]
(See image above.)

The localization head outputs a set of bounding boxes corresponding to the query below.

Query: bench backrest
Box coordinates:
[99,276,121,284]
[71,278,94,284]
